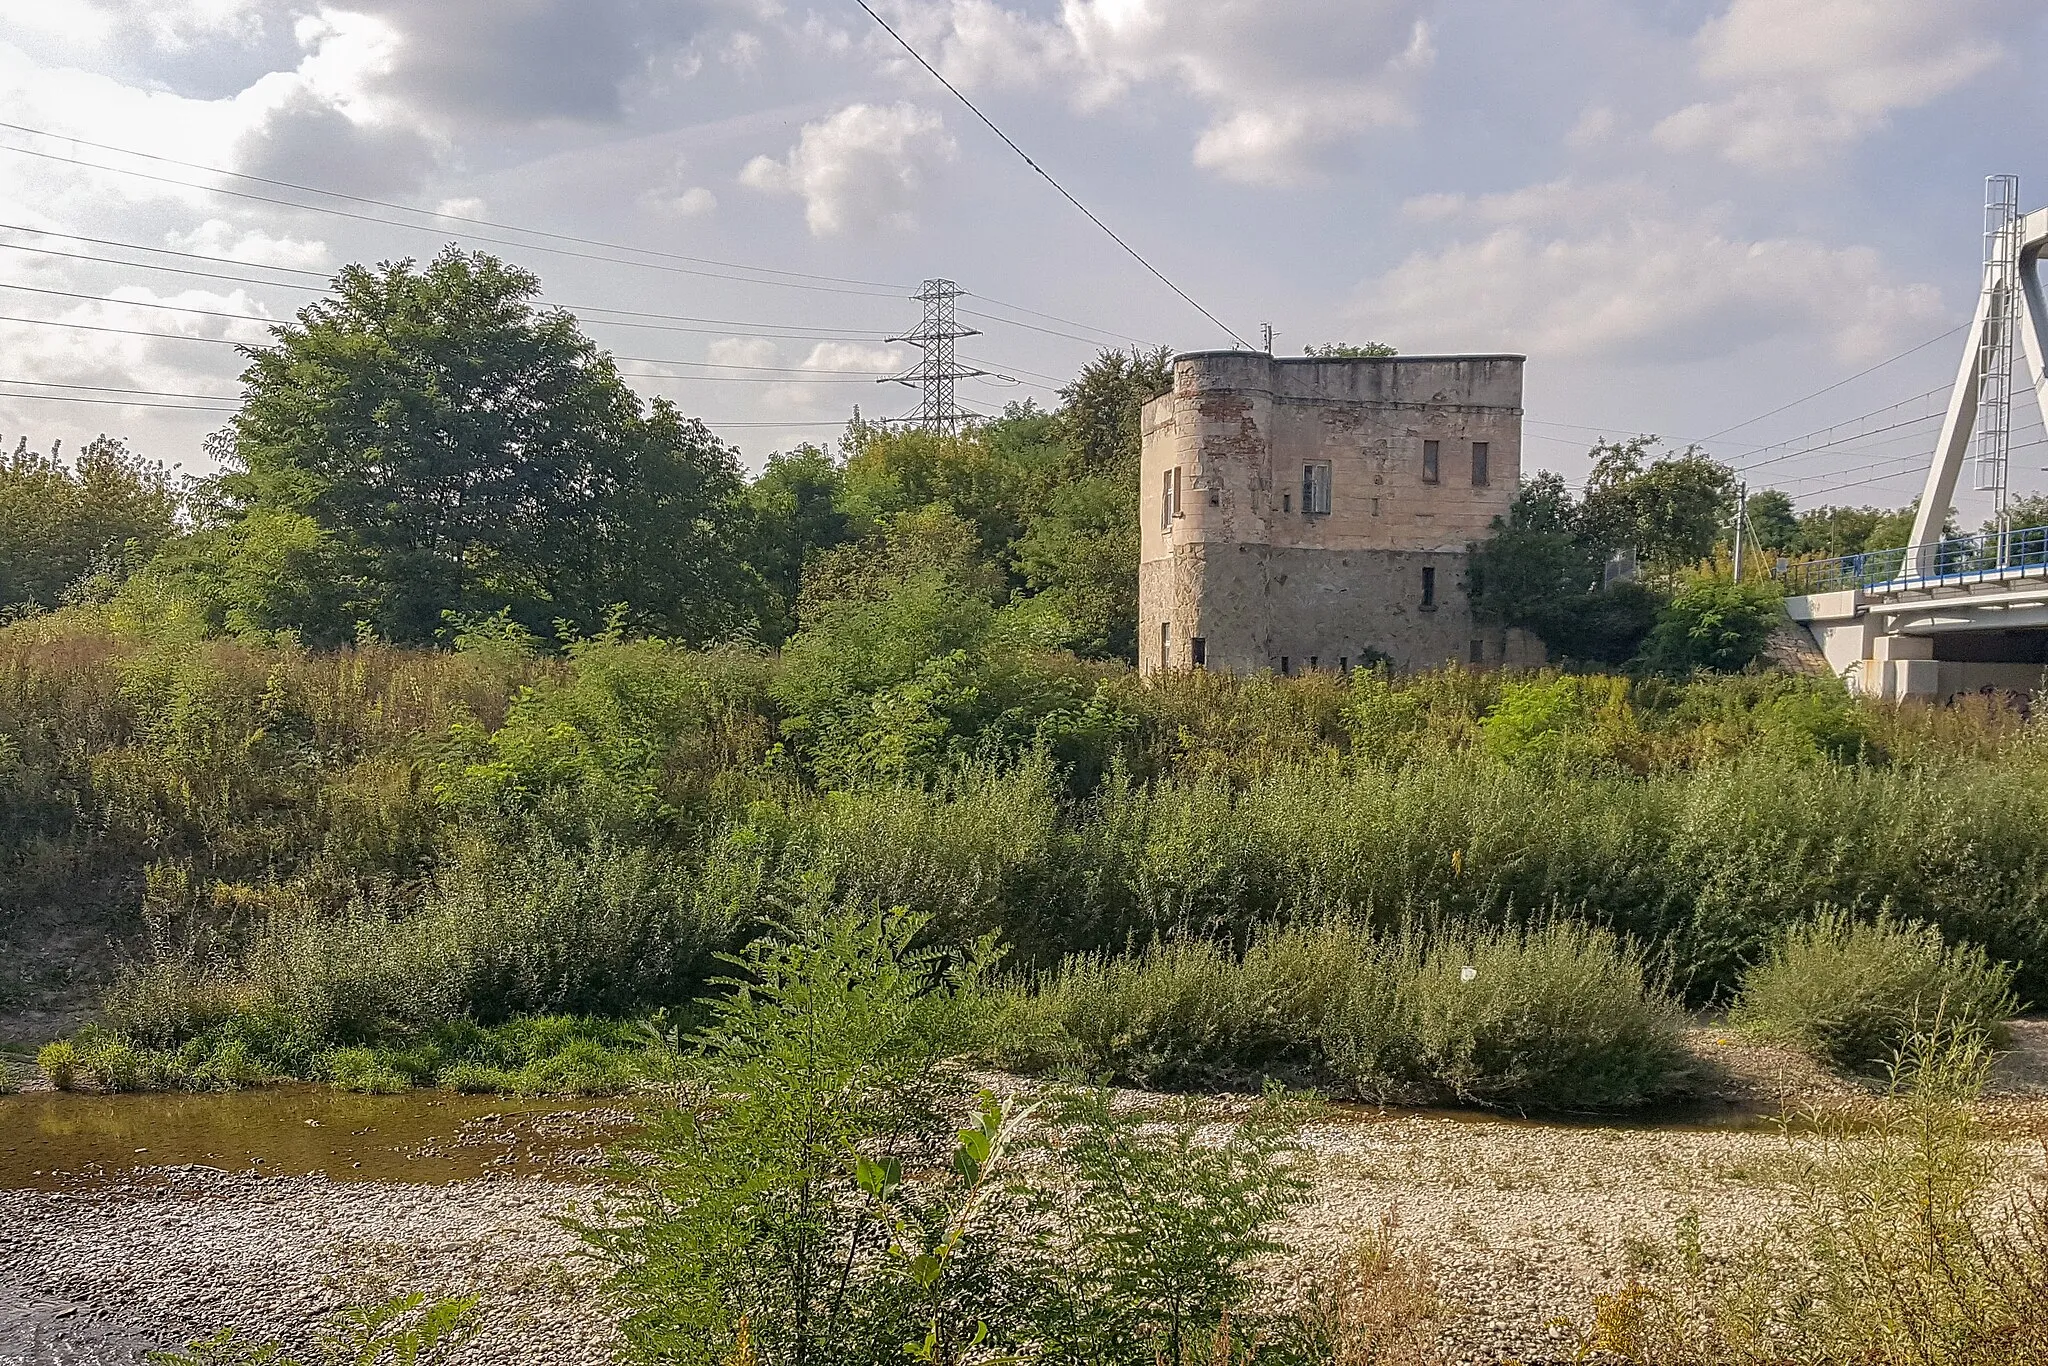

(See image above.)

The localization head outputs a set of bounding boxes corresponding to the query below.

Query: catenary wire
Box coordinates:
[0,142,900,299]
[850,0,1252,350]
[1696,325,1968,443]
[0,258,899,340]
[0,120,906,293]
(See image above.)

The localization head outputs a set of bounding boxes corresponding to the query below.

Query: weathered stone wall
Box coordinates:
[1140,350,1534,675]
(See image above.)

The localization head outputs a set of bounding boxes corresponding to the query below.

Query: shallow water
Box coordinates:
[0,1085,639,1191]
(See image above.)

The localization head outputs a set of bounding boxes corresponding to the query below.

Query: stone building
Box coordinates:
[1138,349,1544,676]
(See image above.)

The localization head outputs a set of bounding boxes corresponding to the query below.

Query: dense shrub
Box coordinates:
[10,618,2048,1087]
[984,921,1691,1113]
[1730,914,2018,1073]
[1406,924,1689,1110]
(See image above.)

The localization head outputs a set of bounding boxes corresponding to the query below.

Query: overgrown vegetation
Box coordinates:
[1730,914,2018,1073]
[580,906,1336,1366]
[982,920,1690,1112]
[2,614,2041,1096]
[148,1291,480,1366]
[1588,1027,2048,1365]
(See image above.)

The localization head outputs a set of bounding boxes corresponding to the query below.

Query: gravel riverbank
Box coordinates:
[5,1026,2046,1366]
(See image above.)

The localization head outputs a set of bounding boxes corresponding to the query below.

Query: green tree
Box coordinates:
[745,445,851,643]
[1580,437,1737,571]
[1981,493,2048,538]
[1303,342,1398,358]
[223,247,757,646]
[1053,347,1173,480]
[1743,489,1799,552]
[1637,575,1784,675]
[0,435,179,610]
[1468,472,1661,665]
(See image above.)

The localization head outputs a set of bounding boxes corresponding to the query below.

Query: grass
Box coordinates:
[1729,913,2018,1073]
[37,1014,644,1096]
[981,920,1693,1113]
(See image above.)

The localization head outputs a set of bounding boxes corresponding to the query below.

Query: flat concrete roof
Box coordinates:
[1173,349,1527,363]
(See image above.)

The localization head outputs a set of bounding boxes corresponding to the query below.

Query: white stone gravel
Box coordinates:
[6,1026,2047,1366]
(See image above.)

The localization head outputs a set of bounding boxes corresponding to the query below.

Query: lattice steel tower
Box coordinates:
[882,279,989,434]
[1975,175,2022,559]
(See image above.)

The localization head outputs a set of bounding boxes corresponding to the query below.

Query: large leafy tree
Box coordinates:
[222,247,757,645]
[1578,436,1737,572]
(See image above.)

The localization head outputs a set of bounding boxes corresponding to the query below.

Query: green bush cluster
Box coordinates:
[1730,914,2018,1073]
[984,922,1690,1112]
[5,617,2043,1094]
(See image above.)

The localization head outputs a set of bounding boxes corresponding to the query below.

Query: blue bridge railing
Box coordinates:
[1780,523,2048,596]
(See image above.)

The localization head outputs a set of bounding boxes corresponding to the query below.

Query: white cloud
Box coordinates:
[640,158,718,219]
[653,185,718,218]
[1564,105,1620,150]
[1653,0,2003,171]
[707,336,782,368]
[0,0,266,52]
[902,0,1433,185]
[739,102,955,236]
[801,341,906,373]
[1358,179,1947,365]
[166,221,331,271]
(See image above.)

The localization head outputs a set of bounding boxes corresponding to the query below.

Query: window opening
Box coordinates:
[1161,620,1171,665]
[1472,441,1490,487]
[1421,566,1436,607]
[1422,439,1440,484]
[1309,656,1319,671]
[1339,656,1350,674]
[1302,462,1332,516]
[1279,656,1291,676]
[1191,636,1207,668]
[1161,469,1173,529]
[1469,638,1484,665]
[1281,492,1292,513]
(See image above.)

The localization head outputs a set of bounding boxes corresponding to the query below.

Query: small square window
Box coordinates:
[1421,566,1436,607]
[1422,439,1440,484]
[1472,441,1490,487]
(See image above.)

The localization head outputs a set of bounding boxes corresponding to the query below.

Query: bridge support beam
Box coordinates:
[1908,205,2048,572]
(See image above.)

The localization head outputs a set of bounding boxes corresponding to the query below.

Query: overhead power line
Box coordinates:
[0,120,905,295]
[0,232,907,343]
[0,141,898,299]
[1698,325,1967,444]
[965,293,1162,351]
[850,0,1250,350]
[0,280,894,345]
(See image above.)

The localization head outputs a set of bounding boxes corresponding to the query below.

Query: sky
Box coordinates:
[0,0,2044,524]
